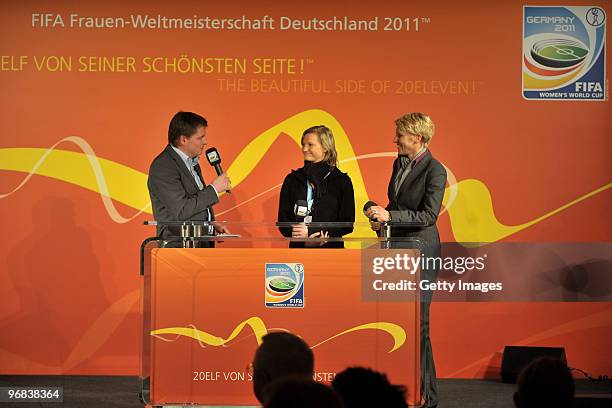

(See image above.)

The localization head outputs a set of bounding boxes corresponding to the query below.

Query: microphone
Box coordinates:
[363,200,378,219]
[205,147,230,193]
[365,200,390,247]
[294,200,309,222]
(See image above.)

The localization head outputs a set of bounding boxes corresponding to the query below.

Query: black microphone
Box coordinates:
[205,147,230,193]
[363,200,378,219]
[294,200,309,222]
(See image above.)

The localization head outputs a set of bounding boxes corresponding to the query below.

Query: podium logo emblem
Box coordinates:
[265,263,304,308]
[523,6,606,100]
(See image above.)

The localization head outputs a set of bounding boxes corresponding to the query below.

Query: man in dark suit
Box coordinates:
[366,112,446,408]
[147,111,231,246]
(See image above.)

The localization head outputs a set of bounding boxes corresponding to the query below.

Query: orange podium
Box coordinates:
[140,223,422,406]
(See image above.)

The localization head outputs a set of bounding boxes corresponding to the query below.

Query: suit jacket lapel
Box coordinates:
[388,158,401,202]
[165,145,200,191]
[396,150,431,200]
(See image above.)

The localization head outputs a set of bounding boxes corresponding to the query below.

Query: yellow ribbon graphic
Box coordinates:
[443,179,612,243]
[151,317,407,353]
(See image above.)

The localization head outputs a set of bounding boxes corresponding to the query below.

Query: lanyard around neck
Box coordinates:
[305,170,331,212]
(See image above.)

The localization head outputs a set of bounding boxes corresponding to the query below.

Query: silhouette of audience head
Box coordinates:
[332,366,408,408]
[513,357,574,408]
[252,331,314,404]
[264,377,345,408]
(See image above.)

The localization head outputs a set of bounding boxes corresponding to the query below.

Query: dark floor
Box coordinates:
[0,376,610,407]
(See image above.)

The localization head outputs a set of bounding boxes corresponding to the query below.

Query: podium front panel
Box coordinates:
[144,247,420,406]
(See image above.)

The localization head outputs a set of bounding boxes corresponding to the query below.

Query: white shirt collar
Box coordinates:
[170,144,199,168]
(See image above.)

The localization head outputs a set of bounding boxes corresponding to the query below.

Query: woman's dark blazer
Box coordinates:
[278,167,355,248]
[386,149,447,253]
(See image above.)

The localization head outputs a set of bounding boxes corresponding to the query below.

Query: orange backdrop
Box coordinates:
[0,0,611,379]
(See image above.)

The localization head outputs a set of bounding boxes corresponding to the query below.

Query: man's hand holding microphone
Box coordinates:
[206,147,232,234]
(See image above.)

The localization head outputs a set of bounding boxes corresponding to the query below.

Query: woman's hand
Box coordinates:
[366,205,390,222]
[304,230,329,247]
[293,224,329,246]
[291,224,309,238]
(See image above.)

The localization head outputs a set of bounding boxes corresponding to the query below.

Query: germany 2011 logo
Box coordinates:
[523,6,606,100]
[265,263,304,308]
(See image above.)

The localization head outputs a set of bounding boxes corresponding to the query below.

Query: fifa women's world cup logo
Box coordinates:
[522,6,606,101]
[265,263,305,308]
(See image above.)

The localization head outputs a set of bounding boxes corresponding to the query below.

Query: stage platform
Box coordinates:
[1,376,610,407]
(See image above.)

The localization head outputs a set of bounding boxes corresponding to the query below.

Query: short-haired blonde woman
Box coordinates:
[366,112,446,408]
[278,125,355,248]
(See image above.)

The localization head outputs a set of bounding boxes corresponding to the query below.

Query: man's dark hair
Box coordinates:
[252,332,314,404]
[331,366,407,408]
[264,377,344,408]
[514,357,574,408]
[168,111,207,146]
